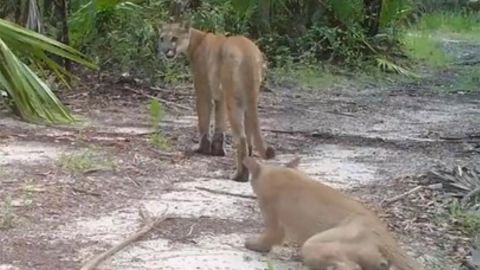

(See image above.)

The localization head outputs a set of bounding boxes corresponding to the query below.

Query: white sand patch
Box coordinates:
[93,234,304,270]
[0,142,63,166]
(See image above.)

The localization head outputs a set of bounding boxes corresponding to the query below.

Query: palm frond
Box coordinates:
[0,19,95,69]
[0,18,97,124]
[376,57,419,78]
[0,38,74,123]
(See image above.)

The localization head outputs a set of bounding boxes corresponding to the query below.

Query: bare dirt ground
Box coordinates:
[1,38,479,270]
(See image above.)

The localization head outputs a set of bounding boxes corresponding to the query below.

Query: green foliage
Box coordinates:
[148,98,169,149]
[437,66,480,93]
[69,0,186,84]
[381,0,415,28]
[65,0,416,79]
[376,57,419,77]
[331,0,365,26]
[272,63,344,90]
[413,11,480,35]
[417,0,476,12]
[59,148,116,173]
[456,67,480,92]
[0,196,15,230]
[401,32,450,66]
[149,98,164,127]
[0,18,96,123]
[447,200,480,237]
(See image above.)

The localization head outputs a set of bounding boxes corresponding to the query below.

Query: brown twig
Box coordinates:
[147,148,179,159]
[195,186,257,200]
[149,86,171,93]
[325,110,356,118]
[382,186,424,206]
[262,128,313,135]
[72,187,101,197]
[462,186,480,207]
[126,176,141,187]
[173,223,198,242]
[123,86,190,111]
[150,86,192,97]
[80,206,169,270]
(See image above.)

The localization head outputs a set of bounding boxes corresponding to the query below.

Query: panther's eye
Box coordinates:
[171,36,178,42]
[160,36,164,42]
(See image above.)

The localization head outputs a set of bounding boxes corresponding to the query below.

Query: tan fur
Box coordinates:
[243,157,424,270]
[158,22,275,182]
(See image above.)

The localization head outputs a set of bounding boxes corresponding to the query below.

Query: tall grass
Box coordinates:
[413,11,480,35]
[401,32,450,66]
[400,11,480,66]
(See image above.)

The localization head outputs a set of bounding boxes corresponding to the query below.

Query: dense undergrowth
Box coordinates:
[64,0,415,84]
[3,0,479,89]
[58,0,478,90]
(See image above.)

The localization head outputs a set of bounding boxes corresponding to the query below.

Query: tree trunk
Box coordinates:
[56,0,71,72]
[188,0,201,11]
[363,0,382,37]
[14,0,24,24]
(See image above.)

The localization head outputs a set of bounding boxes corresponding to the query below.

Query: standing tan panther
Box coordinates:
[157,21,275,182]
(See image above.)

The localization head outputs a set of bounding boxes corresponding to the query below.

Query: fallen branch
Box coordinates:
[325,110,356,118]
[72,187,101,197]
[382,186,424,206]
[195,186,256,200]
[80,206,169,270]
[462,186,480,207]
[126,176,141,187]
[173,223,198,242]
[439,134,480,143]
[456,59,480,66]
[150,86,193,97]
[149,86,170,93]
[262,128,313,135]
[147,148,179,159]
[123,86,190,111]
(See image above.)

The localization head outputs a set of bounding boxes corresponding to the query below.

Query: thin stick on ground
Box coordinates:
[80,206,170,270]
[262,128,312,135]
[195,186,257,200]
[382,186,424,206]
[123,86,190,111]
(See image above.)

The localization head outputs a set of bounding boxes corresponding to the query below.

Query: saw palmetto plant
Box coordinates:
[0,18,96,123]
